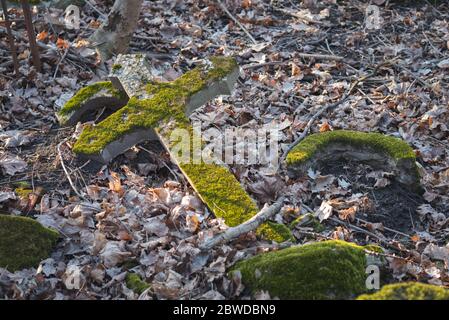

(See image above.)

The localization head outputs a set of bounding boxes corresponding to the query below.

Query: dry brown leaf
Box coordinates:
[319,121,331,132]
[118,230,133,241]
[291,62,301,76]
[338,206,357,221]
[186,213,200,233]
[108,172,124,195]
[36,31,48,41]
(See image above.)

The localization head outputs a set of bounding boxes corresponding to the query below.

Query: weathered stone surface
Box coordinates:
[286,130,421,192]
[0,215,59,271]
[56,81,128,126]
[109,54,155,99]
[57,54,292,242]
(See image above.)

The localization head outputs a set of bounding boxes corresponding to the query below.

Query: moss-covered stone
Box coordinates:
[286,130,420,190]
[72,57,236,155]
[231,240,368,299]
[286,130,415,166]
[57,81,126,125]
[357,282,449,300]
[126,273,150,295]
[14,187,33,198]
[0,215,59,271]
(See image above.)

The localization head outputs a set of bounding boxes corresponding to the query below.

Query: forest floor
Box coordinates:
[1,0,449,299]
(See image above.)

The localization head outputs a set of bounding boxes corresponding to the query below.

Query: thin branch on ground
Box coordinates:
[216,0,257,45]
[199,196,286,251]
[57,139,85,199]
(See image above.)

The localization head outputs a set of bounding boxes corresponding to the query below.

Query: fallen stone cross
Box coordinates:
[57,54,292,242]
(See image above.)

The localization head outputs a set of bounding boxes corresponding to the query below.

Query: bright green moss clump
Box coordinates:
[181,163,258,226]
[14,187,33,198]
[180,163,292,242]
[58,81,125,119]
[0,215,59,271]
[126,273,150,295]
[286,130,416,167]
[231,240,368,299]
[357,282,449,300]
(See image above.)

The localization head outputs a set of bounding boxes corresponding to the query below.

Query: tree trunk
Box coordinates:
[90,0,143,61]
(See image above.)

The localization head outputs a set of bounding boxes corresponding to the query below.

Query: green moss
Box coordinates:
[289,213,325,232]
[112,64,123,71]
[231,240,368,300]
[286,130,416,167]
[126,273,150,295]
[58,81,125,119]
[13,181,30,189]
[180,163,257,226]
[364,244,384,254]
[258,221,294,242]
[0,215,59,271]
[180,163,292,242]
[15,187,33,198]
[357,282,449,300]
[127,274,150,295]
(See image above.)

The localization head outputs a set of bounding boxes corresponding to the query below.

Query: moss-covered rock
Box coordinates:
[0,215,59,271]
[357,282,449,300]
[231,240,368,299]
[126,273,150,295]
[286,130,420,190]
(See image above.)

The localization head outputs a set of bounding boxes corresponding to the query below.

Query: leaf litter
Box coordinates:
[1,0,449,299]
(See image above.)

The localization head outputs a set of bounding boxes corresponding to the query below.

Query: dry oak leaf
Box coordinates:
[108,171,124,195]
[36,31,48,41]
[56,38,70,49]
[319,121,331,132]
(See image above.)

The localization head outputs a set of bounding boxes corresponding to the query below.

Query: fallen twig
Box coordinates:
[57,139,85,199]
[53,47,70,79]
[199,196,286,251]
[216,0,257,45]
